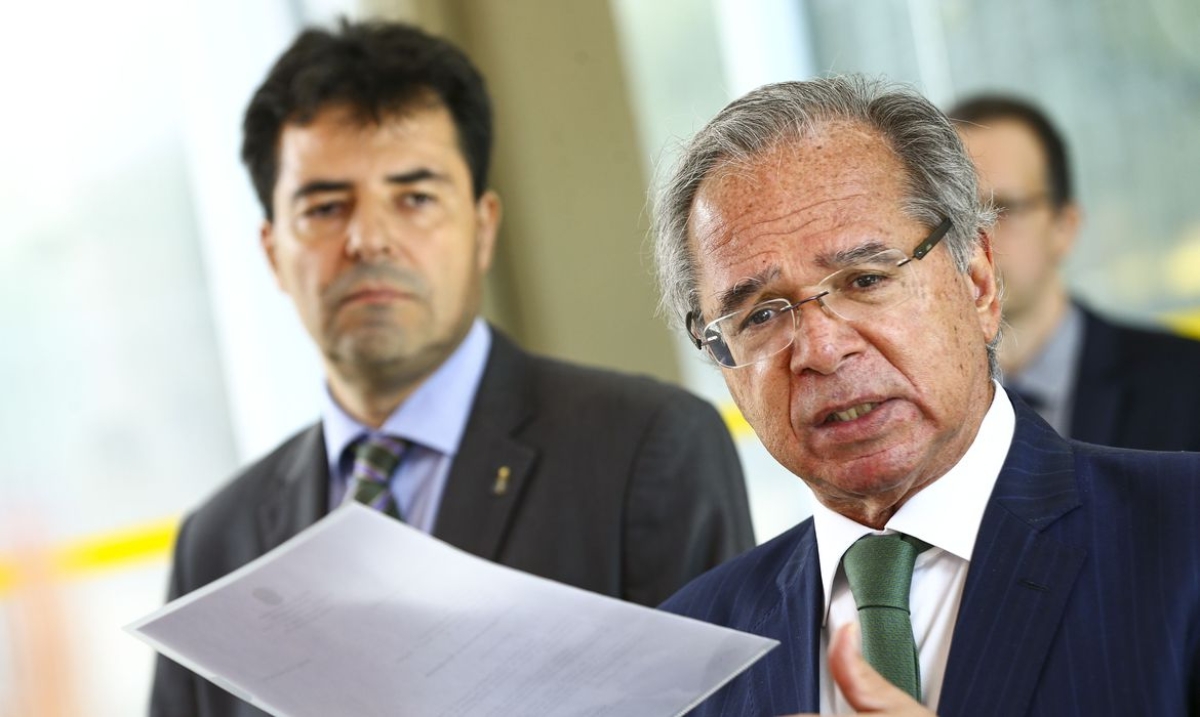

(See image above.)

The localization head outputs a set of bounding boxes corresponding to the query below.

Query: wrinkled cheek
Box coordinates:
[726,371,793,446]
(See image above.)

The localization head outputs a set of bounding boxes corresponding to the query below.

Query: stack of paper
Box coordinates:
[128,504,776,717]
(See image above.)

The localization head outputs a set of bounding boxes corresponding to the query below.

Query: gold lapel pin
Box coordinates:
[493,466,511,495]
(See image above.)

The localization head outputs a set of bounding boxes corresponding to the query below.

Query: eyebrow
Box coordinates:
[385,167,452,185]
[711,239,896,317]
[714,267,781,318]
[289,168,453,204]
[815,241,893,270]
[291,180,351,204]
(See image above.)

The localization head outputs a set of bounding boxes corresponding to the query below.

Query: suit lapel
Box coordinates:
[711,522,822,714]
[257,423,329,553]
[938,399,1086,717]
[785,526,823,713]
[433,331,538,560]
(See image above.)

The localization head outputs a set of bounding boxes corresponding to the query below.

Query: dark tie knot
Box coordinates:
[353,434,407,477]
[346,433,407,520]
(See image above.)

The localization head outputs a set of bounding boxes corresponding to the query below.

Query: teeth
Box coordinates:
[829,403,877,423]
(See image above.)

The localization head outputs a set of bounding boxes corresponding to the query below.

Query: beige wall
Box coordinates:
[366,0,680,383]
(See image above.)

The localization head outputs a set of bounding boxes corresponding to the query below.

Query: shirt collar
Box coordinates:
[811,381,1015,620]
[321,318,492,472]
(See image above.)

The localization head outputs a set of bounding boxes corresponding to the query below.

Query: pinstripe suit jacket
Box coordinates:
[661,396,1200,716]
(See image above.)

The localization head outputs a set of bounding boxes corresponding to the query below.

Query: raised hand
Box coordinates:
[781,622,936,717]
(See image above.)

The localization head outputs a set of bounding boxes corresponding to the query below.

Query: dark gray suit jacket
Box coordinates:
[150,330,754,716]
[1070,304,1200,450]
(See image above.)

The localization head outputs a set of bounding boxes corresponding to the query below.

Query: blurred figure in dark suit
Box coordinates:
[949,94,1200,450]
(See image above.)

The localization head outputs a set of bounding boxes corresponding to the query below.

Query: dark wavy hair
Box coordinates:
[241,18,493,220]
[947,94,1072,209]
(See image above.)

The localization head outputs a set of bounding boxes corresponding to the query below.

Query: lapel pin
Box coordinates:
[493,466,511,495]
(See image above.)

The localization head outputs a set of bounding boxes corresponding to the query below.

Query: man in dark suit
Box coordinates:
[948,94,1200,450]
[652,76,1200,715]
[150,20,754,716]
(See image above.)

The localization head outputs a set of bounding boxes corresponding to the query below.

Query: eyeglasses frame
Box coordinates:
[684,217,954,364]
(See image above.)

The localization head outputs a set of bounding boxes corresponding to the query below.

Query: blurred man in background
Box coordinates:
[949,94,1200,450]
[149,19,753,717]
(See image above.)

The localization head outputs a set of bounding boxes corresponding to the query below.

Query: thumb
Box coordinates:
[828,622,921,713]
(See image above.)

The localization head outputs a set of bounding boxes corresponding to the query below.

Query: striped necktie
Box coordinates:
[841,533,930,700]
[344,434,406,520]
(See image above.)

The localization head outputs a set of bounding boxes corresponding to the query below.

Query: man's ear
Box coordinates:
[969,228,1002,341]
[474,189,502,273]
[260,220,284,289]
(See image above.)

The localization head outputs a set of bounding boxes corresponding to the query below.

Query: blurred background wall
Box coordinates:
[1,0,1196,713]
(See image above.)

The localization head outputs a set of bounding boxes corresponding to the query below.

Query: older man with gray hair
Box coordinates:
[656,75,1200,716]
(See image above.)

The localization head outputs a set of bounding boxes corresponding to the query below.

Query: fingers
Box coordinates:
[827,622,890,711]
[827,622,934,715]
[777,624,936,716]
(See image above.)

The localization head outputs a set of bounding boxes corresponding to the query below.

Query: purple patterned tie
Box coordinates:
[345,434,406,520]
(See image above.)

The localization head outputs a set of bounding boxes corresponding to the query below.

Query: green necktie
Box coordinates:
[841,533,930,700]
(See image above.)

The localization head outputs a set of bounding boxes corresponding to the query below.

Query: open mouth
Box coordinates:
[823,402,878,424]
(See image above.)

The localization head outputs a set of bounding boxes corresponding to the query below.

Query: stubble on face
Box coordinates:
[321,260,448,391]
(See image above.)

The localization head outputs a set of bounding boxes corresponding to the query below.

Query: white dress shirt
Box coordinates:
[815,384,1015,713]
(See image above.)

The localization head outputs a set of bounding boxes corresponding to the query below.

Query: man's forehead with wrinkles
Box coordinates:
[686,120,910,309]
[689,124,901,247]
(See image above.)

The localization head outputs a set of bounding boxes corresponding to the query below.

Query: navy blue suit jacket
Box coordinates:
[662,397,1200,716]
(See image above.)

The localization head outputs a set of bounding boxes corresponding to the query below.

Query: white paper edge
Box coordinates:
[672,639,779,717]
[122,506,382,715]
[125,502,780,716]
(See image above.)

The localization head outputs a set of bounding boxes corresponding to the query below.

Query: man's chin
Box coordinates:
[338,334,409,361]
[799,444,924,502]
[336,333,456,383]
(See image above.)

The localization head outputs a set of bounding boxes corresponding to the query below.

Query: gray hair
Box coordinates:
[651,74,1000,377]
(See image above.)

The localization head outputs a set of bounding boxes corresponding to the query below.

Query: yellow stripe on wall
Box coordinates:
[0,517,179,595]
[1162,307,1200,340]
[720,402,754,440]
[0,402,755,594]
[54,517,179,575]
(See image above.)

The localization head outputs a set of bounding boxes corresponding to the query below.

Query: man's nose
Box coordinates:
[345,205,399,260]
[787,302,858,375]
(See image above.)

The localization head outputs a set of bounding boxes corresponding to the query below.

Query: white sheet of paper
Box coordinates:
[128,503,776,717]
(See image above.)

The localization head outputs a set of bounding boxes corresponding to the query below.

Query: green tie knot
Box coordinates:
[843,534,923,610]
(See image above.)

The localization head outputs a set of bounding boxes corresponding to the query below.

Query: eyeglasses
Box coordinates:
[686,218,952,369]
